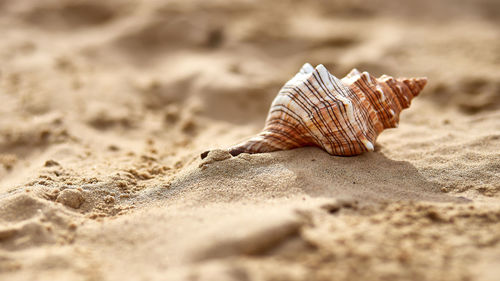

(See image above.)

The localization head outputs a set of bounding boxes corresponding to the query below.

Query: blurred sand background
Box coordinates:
[0,0,499,280]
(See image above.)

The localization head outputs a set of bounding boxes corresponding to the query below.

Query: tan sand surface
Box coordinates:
[0,0,499,280]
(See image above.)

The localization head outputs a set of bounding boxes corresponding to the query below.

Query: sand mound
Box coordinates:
[0,0,499,280]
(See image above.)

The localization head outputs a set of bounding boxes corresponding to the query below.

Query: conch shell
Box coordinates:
[202,63,427,159]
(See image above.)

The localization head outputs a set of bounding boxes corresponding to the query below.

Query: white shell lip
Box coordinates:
[342,68,362,84]
[300,63,314,74]
[362,71,372,83]
[288,63,331,87]
[289,62,315,85]
[362,140,375,151]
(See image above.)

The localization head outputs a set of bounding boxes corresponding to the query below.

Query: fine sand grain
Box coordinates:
[1,0,499,280]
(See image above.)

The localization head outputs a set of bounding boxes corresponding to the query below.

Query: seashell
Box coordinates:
[201,63,427,159]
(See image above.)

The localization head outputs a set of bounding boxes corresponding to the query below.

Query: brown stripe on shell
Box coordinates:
[312,70,362,154]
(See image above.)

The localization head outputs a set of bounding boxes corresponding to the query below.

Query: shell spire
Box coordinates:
[201,63,427,159]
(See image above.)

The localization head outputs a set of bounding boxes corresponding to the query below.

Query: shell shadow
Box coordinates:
[148,147,469,204]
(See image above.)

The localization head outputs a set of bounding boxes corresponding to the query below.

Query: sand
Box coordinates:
[0,0,499,280]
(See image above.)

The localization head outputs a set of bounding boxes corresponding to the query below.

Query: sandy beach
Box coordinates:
[0,0,499,280]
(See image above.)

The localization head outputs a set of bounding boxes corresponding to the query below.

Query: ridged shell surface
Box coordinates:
[205,63,427,158]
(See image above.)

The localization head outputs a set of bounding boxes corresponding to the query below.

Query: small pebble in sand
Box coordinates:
[44,160,60,167]
[68,223,78,231]
[164,105,179,123]
[104,195,115,204]
[108,144,120,151]
[56,189,84,209]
